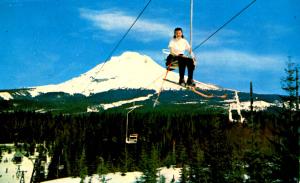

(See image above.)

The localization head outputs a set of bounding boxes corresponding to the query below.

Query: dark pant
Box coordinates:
[166,54,195,82]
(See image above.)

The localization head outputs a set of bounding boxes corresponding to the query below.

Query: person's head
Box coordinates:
[173,27,184,39]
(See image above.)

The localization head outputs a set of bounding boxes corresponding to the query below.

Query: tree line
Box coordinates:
[0,107,298,182]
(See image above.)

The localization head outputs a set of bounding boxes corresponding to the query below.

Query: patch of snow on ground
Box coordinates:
[88,94,153,111]
[0,152,34,183]
[0,92,13,100]
[35,109,47,113]
[174,101,199,105]
[231,100,275,111]
[42,166,181,183]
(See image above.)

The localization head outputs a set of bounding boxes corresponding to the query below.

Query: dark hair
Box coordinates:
[173,27,184,38]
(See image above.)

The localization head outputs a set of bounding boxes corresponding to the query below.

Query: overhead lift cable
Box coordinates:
[82,0,153,95]
[193,0,256,51]
[97,0,153,73]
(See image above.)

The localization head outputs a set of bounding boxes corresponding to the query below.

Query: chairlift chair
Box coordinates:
[125,106,140,144]
[162,49,179,70]
[126,133,138,144]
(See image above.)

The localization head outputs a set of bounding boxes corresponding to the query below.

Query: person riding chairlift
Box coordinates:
[166,27,196,86]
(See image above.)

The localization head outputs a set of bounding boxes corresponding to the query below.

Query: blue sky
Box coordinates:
[1,0,299,94]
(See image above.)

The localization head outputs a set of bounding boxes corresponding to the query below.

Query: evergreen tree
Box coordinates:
[97,157,109,183]
[141,145,160,183]
[270,114,299,181]
[176,141,188,167]
[164,151,176,169]
[164,140,176,168]
[33,146,47,182]
[139,145,148,172]
[295,66,299,111]
[281,56,297,111]
[205,128,232,183]
[225,158,246,183]
[121,145,135,174]
[170,175,176,183]
[277,57,299,181]
[189,144,209,183]
[47,146,63,179]
[79,148,88,183]
[250,81,254,124]
[244,147,279,182]
[63,145,72,177]
[158,174,166,183]
[179,164,189,183]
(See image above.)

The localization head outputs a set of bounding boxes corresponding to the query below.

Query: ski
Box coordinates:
[164,79,227,99]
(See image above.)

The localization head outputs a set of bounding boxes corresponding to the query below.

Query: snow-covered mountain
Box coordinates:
[0,51,280,115]
[25,51,219,97]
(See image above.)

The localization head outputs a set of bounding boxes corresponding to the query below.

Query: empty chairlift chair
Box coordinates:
[126,133,138,144]
[125,105,141,144]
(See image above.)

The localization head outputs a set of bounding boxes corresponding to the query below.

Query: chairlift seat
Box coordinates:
[126,133,138,144]
[163,49,179,70]
[168,60,179,70]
